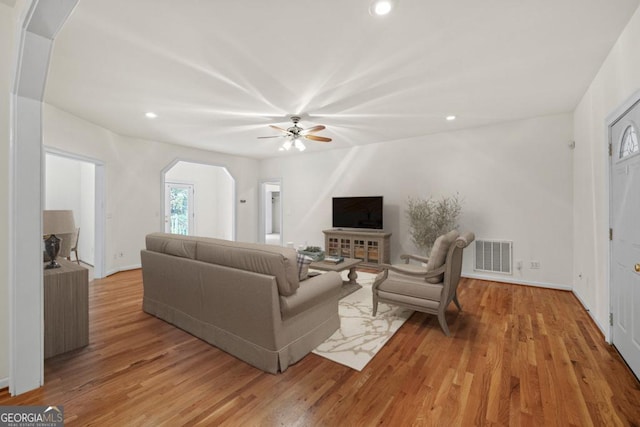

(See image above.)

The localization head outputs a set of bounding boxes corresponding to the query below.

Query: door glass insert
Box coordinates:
[165,183,194,235]
[620,125,639,159]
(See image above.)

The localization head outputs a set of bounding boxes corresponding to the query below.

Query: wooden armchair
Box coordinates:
[68,227,80,264]
[372,231,475,336]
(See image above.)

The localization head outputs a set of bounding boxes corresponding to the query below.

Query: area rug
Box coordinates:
[313,271,413,371]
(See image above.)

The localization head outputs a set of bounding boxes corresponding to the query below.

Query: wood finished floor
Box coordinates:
[1,270,639,426]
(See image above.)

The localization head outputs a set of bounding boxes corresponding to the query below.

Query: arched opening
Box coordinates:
[161,160,235,241]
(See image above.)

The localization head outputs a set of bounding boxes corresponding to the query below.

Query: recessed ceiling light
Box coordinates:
[446,115,456,121]
[145,112,157,119]
[370,0,393,16]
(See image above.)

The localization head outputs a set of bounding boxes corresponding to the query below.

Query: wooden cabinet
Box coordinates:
[323,229,391,267]
[44,259,89,358]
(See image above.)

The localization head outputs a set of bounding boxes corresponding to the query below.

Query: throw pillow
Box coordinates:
[296,253,313,281]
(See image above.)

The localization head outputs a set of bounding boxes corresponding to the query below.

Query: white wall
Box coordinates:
[45,154,81,212]
[44,104,259,275]
[260,114,574,288]
[573,6,640,338]
[0,1,18,388]
[165,161,234,240]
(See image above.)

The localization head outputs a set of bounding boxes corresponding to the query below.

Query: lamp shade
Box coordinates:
[43,210,76,235]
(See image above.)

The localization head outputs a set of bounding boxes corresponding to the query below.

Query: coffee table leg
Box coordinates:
[347,267,358,285]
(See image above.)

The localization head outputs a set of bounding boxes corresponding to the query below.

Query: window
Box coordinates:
[620,125,639,159]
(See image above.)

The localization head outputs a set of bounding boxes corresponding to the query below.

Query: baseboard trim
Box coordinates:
[463,273,572,291]
[105,263,142,277]
[571,289,609,341]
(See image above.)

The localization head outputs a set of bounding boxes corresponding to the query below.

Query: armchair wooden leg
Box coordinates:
[372,296,378,316]
[453,293,462,311]
[437,312,451,336]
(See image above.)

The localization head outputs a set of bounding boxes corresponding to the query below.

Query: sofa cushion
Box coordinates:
[425,230,459,284]
[194,237,300,296]
[380,270,443,301]
[146,233,197,259]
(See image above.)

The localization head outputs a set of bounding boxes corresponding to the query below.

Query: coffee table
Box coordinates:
[310,257,363,285]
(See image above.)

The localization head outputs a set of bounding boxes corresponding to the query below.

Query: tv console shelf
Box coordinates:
[323,229,391,268]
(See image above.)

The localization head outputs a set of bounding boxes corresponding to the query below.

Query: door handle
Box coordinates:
[636,263,640,273]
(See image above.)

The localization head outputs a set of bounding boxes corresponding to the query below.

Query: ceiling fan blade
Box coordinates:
[305,134,332,142]
[257,135,286,139]
[270,125,291,133]
[300,125,326,135]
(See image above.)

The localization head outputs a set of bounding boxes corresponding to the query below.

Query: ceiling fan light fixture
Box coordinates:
[294,138,306,151]
[370,0,394,16]
[260,115,331,152]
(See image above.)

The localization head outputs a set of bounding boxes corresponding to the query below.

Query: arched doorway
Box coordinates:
[161,160,235,241]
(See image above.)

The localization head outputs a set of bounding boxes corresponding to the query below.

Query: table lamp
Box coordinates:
[43,210,76,269]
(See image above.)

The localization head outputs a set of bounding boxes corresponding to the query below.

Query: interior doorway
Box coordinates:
[259,179,283,246]
[162,160,235,240]
[44,148,105,279]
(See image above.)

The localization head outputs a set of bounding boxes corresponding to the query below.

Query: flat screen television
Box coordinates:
[332,196,383,230]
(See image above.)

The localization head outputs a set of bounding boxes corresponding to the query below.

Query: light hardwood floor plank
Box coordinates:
[1,272,639,426]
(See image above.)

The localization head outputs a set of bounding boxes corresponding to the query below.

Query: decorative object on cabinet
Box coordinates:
[297,245,325,262]
[43,210,76,269]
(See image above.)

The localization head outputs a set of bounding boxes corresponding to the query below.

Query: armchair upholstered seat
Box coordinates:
[372,230,475,336]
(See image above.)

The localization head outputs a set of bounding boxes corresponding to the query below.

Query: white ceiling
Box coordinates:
[45,0,640,159]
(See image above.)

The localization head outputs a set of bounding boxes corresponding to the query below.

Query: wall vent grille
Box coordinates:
[474,240,512,274]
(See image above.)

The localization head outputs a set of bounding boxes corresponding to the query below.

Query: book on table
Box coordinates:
[324,256,344,264]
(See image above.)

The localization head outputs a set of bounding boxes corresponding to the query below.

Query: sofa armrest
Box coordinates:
[279,271,342,320]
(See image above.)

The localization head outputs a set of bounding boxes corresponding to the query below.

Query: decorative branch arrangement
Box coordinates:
[406,194,462,253]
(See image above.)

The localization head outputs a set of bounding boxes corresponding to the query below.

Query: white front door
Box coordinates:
[164,182,195,235]
[610,98,640,379]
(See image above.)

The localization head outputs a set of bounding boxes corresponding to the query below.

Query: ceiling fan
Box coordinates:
[258,115,332,151]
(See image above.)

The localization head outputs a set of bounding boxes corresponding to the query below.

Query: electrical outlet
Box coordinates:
[530,261,540,269]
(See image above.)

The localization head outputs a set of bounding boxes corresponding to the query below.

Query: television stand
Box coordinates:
[323,229,391,268]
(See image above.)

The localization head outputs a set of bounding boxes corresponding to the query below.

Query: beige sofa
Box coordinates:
[141,232,343,373]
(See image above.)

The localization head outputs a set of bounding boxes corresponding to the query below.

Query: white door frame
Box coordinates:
[606,88,640,343]
[44,147,107,278]
[259,178,283,245]
[9,0,79,395]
